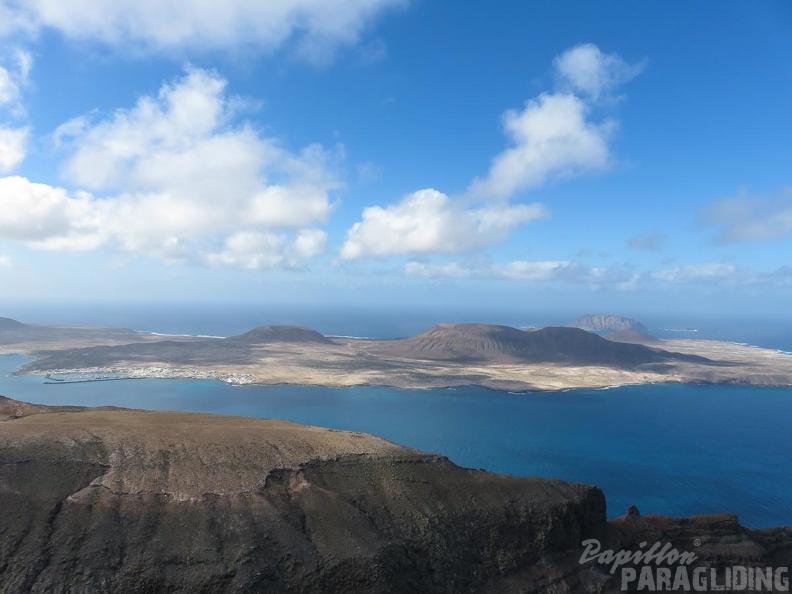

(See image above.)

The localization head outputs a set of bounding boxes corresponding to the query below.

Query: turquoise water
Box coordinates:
[2,353,790,527]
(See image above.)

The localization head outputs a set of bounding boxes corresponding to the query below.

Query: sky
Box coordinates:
[0,1,791,318]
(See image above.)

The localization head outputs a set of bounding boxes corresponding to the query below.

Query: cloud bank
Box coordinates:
[403,259,792,290]
[0,68,340,268]
[0,0,405,61]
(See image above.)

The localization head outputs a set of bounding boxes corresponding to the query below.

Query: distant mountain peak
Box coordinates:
[0,317,25,330]
[568,314,647,333]
[392,322,667,367]
[225,324,333,344]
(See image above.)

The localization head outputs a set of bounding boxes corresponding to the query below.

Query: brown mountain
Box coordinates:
[605,328,662,345]
[391,323,691,367]
[225,324,334,344]
[1,395,790,593]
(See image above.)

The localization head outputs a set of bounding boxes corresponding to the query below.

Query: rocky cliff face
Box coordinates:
[1,396,790,593]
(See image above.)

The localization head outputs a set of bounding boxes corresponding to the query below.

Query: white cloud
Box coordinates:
[702,187,792,243]
[0,66,17,106]
[404,258,792,291]
[0,0,405,61]
[0,176,91,241]
[292,228,327,259]
[0,49,31,116]
[0,254,10,266]
[404,259,633,287]
[466,93,614,200]
[652,263,738,284]
[495,260,583,282]
[554,43,644,101]
[0,49,32,171]
[648,263,792,289]
[204,228,327,270]
[340,189,548,259]
[0,68,339,268]
[343,43,640,259]
[204,232,286,270]
[0,125,27,171]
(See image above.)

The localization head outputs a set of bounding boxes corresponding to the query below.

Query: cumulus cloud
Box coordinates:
[0,68,340,268]
[202,228,328,269]
[702,187,792,243]
[554,43,644,101]
[0,176,95,242]
[341,189,548,259]
[0,0,404,61]
[467,93,614,200]
[344,43,641,259]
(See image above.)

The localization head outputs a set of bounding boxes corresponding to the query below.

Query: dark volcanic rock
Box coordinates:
[0,396,790,593]
[225,325,334,345]
[0,396,604,593]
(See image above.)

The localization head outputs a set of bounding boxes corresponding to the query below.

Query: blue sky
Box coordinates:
[0,1,791,317]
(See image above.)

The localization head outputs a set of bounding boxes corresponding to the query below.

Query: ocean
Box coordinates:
[1,352,790,528]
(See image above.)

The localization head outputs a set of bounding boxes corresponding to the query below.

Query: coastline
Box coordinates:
[26,366,256,386]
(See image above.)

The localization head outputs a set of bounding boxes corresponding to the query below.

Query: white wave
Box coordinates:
[137,330,226,339]
[328,335,372,339]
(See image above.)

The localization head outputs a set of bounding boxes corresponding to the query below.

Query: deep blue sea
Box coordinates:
[1,304,791,527]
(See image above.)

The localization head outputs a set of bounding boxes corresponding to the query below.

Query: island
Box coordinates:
[1,395,790,592]
[568,313,648,333]
[2,315,792,391]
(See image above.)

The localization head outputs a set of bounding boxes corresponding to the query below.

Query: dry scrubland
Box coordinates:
[3,319,791,392]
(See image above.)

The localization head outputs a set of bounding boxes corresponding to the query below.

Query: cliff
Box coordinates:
[1,396,790,593]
